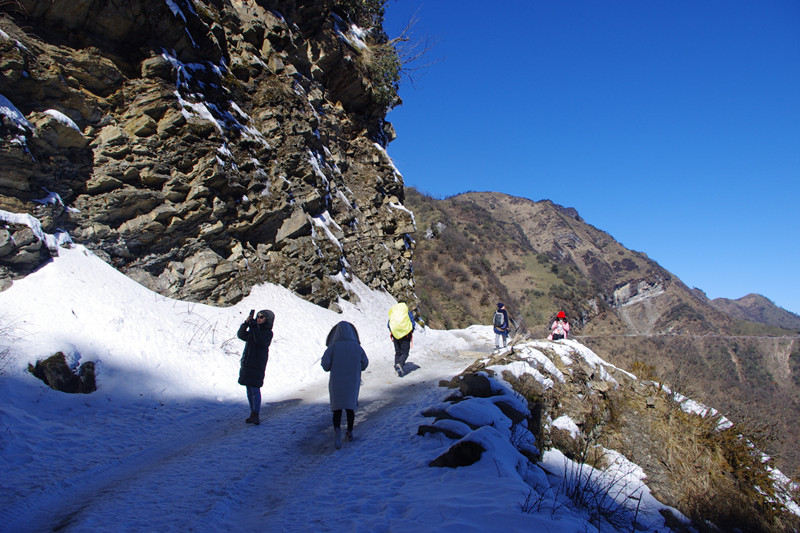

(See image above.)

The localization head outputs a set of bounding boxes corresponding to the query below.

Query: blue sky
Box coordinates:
[383,0,800,316]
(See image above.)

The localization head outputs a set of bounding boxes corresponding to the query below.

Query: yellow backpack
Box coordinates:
[388,302,413,339]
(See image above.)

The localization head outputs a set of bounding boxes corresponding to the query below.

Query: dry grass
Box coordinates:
[0,314,17,375]
[600,385,800,532]
[466,347,800,531]
[584,335,800,477]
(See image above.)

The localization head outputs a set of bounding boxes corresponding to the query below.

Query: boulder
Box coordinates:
[458,373,495,398]
[276,209,311,242]
[429,440,485,468]
[141,55,175,80]
[27,352,96,394]
[31,112,88,149]
[0,229,15,257]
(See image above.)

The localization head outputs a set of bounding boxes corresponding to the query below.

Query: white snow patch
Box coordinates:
[43,109,81,132]
[0,93,32,132]
[552,415,581,440]
[0,209,73,251]
[311,211,342,250]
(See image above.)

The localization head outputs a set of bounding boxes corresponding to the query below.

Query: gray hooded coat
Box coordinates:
[321,321,369,411]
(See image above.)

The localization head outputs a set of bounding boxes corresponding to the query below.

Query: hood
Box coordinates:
[257,309,275,330]
[325,321,360,346]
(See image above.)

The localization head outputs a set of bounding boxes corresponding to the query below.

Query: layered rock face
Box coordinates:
[0,0,416,309]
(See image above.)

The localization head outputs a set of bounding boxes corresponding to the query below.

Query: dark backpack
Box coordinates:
[493,311,504,328]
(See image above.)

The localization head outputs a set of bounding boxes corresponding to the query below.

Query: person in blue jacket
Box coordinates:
[237,309,274,425]
[493,302,510,349]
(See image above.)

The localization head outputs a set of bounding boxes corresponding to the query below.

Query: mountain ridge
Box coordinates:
[406,188,800,476]
[706,292,800,331]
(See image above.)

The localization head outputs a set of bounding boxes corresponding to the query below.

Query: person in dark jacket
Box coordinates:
[493,302,510,350]
[237,309,274,425]
[321,321,369,449]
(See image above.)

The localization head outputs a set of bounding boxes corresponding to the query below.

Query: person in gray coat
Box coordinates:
[237,309,274,425]
[321,321,369,449]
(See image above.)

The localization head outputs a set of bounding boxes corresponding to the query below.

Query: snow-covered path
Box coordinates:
[1,283,491,533]
[2,350,486,532]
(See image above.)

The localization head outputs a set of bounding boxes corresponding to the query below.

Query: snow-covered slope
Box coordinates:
[1,245,790,532]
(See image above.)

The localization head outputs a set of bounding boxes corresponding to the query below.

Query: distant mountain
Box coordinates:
[708,293,800,331]
[406,189,736,334]
[405,188,800,476]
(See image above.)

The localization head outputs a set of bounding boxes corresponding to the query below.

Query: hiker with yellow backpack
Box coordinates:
[387,302,415,377]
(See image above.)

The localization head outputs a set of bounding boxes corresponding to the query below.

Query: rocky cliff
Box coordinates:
[0,0,416,310]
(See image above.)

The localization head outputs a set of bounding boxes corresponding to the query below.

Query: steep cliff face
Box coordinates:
[0,0,416,309]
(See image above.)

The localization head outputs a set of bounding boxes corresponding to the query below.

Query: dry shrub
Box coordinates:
[593,375,799,532]
[0,314,16,376]
[630,359,658,381]
[649,401,799,532]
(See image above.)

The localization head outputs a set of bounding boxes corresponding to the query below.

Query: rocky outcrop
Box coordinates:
[421,369,539,468]
[420,341,800,531]
[28,352,97,394]
[0,0,416,310]
[0,225,52,288]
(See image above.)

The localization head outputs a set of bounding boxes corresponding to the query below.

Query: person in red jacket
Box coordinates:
[548,310,570,341]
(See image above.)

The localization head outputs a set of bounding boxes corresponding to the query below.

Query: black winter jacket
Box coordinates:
[237,310,274,387]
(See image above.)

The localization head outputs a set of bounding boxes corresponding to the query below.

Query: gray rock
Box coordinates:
[27,352,96,394]
[429,440,485,468]
[0,229,15,257]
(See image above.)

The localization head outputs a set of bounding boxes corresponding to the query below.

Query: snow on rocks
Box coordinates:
[413,340,694,531]
[419,371,539,468]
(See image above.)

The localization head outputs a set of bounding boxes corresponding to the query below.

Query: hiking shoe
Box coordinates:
[334,429,342,450]
[245,411,256,424]
[395,363,404,377]
[345,430,354,442]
